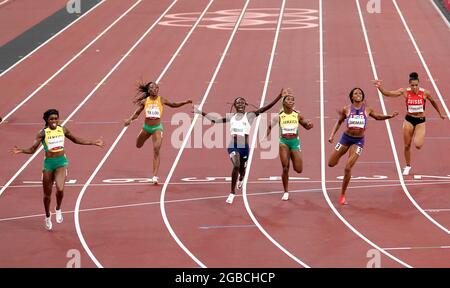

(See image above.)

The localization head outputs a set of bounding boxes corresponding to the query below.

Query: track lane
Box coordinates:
[0,0,190,267]
[0,0,133,118]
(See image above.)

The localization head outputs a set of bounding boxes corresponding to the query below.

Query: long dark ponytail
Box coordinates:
[133,81,155,104]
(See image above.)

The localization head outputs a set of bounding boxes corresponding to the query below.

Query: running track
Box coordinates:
[0,0,448,268]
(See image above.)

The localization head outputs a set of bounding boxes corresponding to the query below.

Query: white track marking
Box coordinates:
[74,0,218,268]
[241,0,310,268]
[3,180,450,223]
[383,245,450,251]
[0,0,142,196]
[0,0,139,123]
[0,0,106,76]
[0,1,143,198]
[319,0,412,268]
[158,0,251,269]
[429,0,450,30]
[362,0,450,234]
[392,0,450,117]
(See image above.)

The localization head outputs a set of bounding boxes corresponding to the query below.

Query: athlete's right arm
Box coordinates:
[372,80,403,97]
[124,101,145,126]
[194,106,230,123]
[11,131,44,154]
[328,107,347,143]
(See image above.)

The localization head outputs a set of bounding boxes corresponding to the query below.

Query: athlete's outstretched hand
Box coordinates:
[93,138,105,148]
[193,105,202,115]
[372,80,382,88]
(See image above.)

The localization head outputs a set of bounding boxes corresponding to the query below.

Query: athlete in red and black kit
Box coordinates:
[373,72,446,176]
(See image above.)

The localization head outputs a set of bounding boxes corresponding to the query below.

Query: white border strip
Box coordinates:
[0,0,138,123]
[0,1,143,198]
[320,0,412,268]
[392,0,450,117]
[242,0,310,268]
[158,0,251,269]
[0,0,106,77]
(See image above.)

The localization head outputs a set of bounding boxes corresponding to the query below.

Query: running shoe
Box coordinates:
[55,209,63,224]
[226,193,235,204]
[152,176,159,184]
[44,216,53,231]
[281,192,289,201]
[402,166,411,176]
[339,195,348,205]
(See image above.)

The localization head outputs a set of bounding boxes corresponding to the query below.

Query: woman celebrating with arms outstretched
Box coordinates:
[328,88,398,205]
[266,90,313,201]
[195,89,285,204]
[125,81,192,184]
[373,72,446,176]
[11,109,104,230]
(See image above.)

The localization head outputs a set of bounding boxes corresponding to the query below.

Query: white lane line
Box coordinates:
[0,0,10,6]
[319,0,412,268]
[392,0,450,117]
[424,209,450,213]
[2,180,450,223]
[0,0,106,76]
[158,0,250,269]
[199,225,257,230]
[74,0,216,269]
[0,0,139,123]
[0,1,143,198]
[242,0,310,268]
[383,246,450,251]
[363,0,450,234]
[4,178,450,189]
[429,0,450,29]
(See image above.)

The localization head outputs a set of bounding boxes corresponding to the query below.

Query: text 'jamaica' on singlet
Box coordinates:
[346,104,367,130]
[279,110,299,138]
[42,126,65,153]
[145,96,164,119]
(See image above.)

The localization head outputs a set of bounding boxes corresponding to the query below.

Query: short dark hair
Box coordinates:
[348,88,365,103]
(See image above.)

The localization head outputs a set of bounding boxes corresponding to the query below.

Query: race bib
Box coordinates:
[347,115,365,129]
[408,105,424,113]
[47,136,65,152]
[281,126,297,135]
[146,105,161,119]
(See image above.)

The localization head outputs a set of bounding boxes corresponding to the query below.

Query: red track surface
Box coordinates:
[0,0,448,267]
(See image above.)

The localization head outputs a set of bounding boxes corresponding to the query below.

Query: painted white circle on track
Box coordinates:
[159,8,319,31]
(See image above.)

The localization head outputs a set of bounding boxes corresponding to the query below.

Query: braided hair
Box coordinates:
[43,109,59,127]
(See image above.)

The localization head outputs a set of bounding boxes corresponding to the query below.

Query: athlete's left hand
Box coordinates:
[93,138,105,148]
[439,114,446,120]
[304,120,313,130]
[390,111,399,118]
